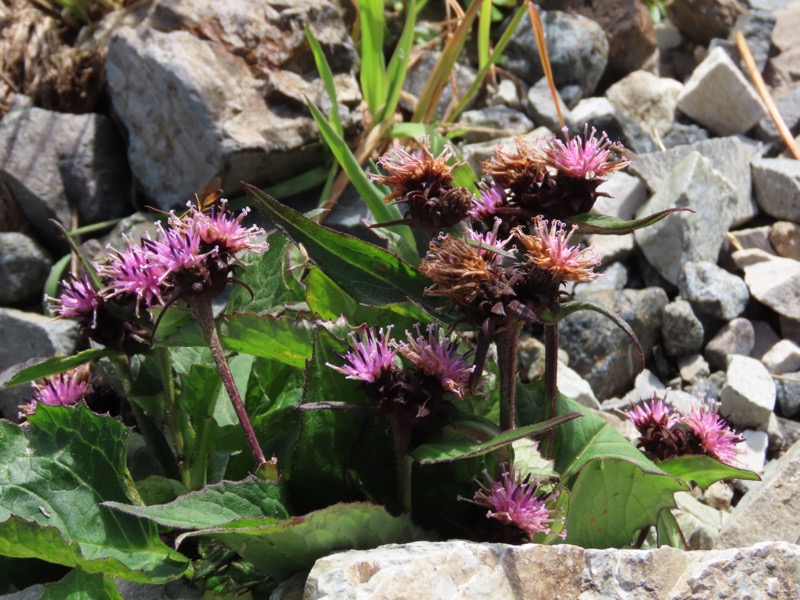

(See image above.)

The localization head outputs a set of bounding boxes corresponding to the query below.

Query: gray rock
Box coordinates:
[634,152,738,285]
[557,362,600,410]
[584,233,635,267]
[751,320,782,360]
[728,225,775,255]
[0,106,132,240]
[504,10,608,106]
[673,491,726,550]
[685,371,727,402]
[775,371,800,418]
[403,51,477,120]
[457,106,533,144]
[661,123,710,148]
[304,540,800,600]
[630,136,761,226]
[662,298,704,358]
[709,9,777,75]
[573,262,628,294]
[560,287,668,400]
[733,249,800,321]
[755,81,800,143]
[740,429,769,474]
[666,0,746,46]
[525,78,573,132]
[106,0,361,211]
[653,20,683,51]
[487,79,524,110]
[678,353,711,384]
[752,158,800,222]
[617,368,666,409]
[762,339,800,374]
[766,46,800,89]
[0,232,52,306]
[0,308,79,420]
[460,129,550,183]
[770,1,800,55]
[592,171,648,221]
[705,318,755,372]
[769,220,800,260]
[718,440,800,548]
[677,47,767,136]
[780,315,800,344]
[605,71,683,140]
[678,261,749,321]
[720,354,776,429]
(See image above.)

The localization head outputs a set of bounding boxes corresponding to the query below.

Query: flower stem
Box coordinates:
[155,346,189,487]
[496,317,524,431]
[191,298,269,472]
[543,324,559,459]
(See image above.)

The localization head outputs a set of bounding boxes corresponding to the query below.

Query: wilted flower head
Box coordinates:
[516,217,600,282]
[396,324,474,398]
[682,398,744,466]
[460,463,565,541]
[483,137,547,193]
[21,364,94,417]
[545,126,631,180]
[326,326,397,384]
[371,138,458,200]
[47,275,100,322]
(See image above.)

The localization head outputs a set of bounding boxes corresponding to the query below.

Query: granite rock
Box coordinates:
[704,318,755,372]
[661,298,705,358]
[605,71,682,140]
[720,354,776,429]
[677,261,749,321]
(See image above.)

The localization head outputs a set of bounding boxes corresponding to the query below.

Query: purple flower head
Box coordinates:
[469,182,506,221]
[460,463,565,541]
[47,275,100,322]
[516,216,600,282]
[627,394,678,432]
[544,125,631,180]
[396,324,474,398]
[99,242,166,316]
[682,397,744,466]
[370,138,458,200]
[182,201,269,257]
[22,364,94,417]
[142,223,212,280]
[327,326,398,384]
[467,218,516,266]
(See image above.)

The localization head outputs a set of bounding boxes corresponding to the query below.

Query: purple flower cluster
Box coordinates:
[20,364,93,418]
[627,393,744,466]
[47,198,268,349]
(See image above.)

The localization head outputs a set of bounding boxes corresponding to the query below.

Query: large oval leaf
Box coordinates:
[658,455,760,489]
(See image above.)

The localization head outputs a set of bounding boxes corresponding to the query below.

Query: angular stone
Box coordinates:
[762,339,800,374]
[752,158,800,222]
[593,171,648,221]
[584,233,635,266]
[678,353,711,384]
[751,320,782,360]
[775,370,800,418]
[677,47,767,136]
[769,221,800,260]
[629,136,761,227]
[770,1,800,54]
[606,71,683,139]
[662,123,710,148]
[560,288,668,399]
[662,299,704,358]
[720,354,776,429]
[678,261,749,320]
[635,153,738,285]
[304,540,800,599]
[740,429,769,474]
[526,78,573,132]
[673,491,726,550]
[666,0,746,46]
[755,82,800,143]
[557,362,600,410]
[733,249,800,321]
[457,106,533,143]
[706,318,755,372]
[403,50,477,119]
[728,225,775,255]
[0,232,52,306]
[718,440,800,548]
[570,97,655,154]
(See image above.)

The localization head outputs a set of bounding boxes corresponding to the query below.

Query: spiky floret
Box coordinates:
[482,137,547,193]
[99,242,166,316]
[395,324,474,398]
[21,364,94,417]
[544,125,632,180]
[682,398,744,466]
[47,275,100,322]
[370,139,459,202]
[326,326,398,384]
[515,217,600,282]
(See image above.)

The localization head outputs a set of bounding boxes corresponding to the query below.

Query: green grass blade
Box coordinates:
[358,0,388,116]
[376,0,418,123]
[477,0,493,71]
[306,99,416,254]
[446,0,529,122]
[304,26,344,138]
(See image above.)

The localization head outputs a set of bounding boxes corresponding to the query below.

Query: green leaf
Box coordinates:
[243,183,442,313]
[376,0,418,123]
[564,457,684,548]
[409,413,582,464]
[304,26,343,138]
[41,568,122,600]
[477,0,492,71]
[569,207,694,235]
[104,476,288,530]
[358,0,388,116]
[305,266,431,332]
[305,100,417,259]
[658,455,760,490]
[530,487,569,546]
[656,508,684,548]
[0,405,189,583]
[227,232,305,316]
[181,503,428,580]
[0,349,106,390]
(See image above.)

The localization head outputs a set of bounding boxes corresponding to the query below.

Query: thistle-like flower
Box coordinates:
[544,125,631,181]
[460,463,565,541]
[21,364,94,417]
[371,140,458,201]
[516,217,600,282]
[682,398,744,466]
[469,182,506,221]
[396,324,474,398]
[180,201,268,257]
[482,137,547,194]
[627,394,678,431]
[99,242,166,316]
[142,224,211,280]
[466,218,516,266]
[326,326,397,384]
[47,275,101,322]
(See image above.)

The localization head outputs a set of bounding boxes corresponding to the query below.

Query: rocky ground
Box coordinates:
[2,0,800,597]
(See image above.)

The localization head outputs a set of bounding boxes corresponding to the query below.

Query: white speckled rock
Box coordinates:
[720,355,776,429]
